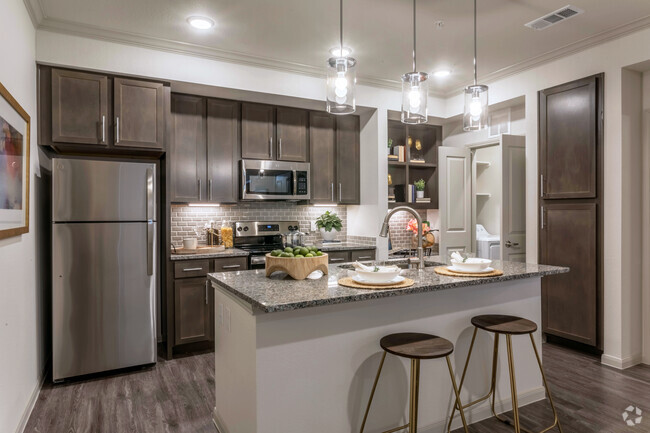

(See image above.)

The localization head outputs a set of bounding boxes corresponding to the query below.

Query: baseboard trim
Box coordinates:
[420,387,547,433]
[15,363,48,433]
[601,353,643,370]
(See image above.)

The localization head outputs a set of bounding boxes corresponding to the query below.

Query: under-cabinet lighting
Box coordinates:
[188,203,220,207]
[313,204,338,207]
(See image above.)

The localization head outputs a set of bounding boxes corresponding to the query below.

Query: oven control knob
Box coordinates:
[243,227,249,231]
[237,227,243,232]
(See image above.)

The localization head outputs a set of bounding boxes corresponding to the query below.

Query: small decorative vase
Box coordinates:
[320,228,337,241]
[416,190,425,199]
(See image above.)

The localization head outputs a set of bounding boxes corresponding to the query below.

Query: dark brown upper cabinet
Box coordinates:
[114,78,165,149]
[207,99,240,203]
[276,107,309,162]
[241,103,274,160]
[51,68,109,146]
[170,94,206,203]
[309,112,337,203]
[539,76,598,199]
[309,112,360,205]
[336,115,360,204]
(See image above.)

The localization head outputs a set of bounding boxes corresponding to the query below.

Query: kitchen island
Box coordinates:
[208,258,567,433]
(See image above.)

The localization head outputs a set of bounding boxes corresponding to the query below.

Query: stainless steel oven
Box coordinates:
[241,160,310,200]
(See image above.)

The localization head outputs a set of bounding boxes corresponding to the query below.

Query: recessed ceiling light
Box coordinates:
[329,46,352,57]
[433,69,452,78]
[187,16,215,30]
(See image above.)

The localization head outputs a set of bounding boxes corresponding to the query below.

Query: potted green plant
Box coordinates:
[315,211,342,241]
[415,179,426,199]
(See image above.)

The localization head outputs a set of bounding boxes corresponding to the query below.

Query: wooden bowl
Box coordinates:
[265,253,329,280]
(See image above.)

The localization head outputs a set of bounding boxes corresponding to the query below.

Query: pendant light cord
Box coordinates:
[473,0,477,85]
[340,0,344,55]
[412,0,417,72]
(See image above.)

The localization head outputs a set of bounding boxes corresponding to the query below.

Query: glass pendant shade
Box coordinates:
[401,72,429,124]
[463,84,488,131]
[326,57,356,115]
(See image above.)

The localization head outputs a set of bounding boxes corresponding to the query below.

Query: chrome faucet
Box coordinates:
[379,206,425,270]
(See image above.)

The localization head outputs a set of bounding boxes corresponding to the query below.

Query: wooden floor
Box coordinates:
[25,344,650,432]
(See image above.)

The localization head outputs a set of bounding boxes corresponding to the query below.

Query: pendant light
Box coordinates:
[401,0,428,124]
[326,0,356,115]
[463,0,488,131]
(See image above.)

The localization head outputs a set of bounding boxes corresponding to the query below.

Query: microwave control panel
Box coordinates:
[296,171,308,195]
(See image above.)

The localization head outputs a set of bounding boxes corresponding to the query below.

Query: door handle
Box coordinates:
[205,280,209,305]
[147,222,154,276]
[269,137,273,157]
[540,174,544,197]
[182,267,204,272]
[357,256,373,260]
[330,257,346,262]
[278,138,282,157]
[101,115,106,143]
[221,264,241,270]
[505,241,519,248]
[198,179,202,201]
[541,206,545,230]
[338,183,342,202]
[208,179,212,201]
[146,168,154,221]
[115,116,120,143]
[331,183,334,202]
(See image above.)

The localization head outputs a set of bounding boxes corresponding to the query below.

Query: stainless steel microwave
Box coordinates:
[240,160,310,200]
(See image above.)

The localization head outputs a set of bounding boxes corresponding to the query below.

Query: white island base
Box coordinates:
[213,277,546,433]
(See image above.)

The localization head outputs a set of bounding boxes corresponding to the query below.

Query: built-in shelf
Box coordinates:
[388,160,407,166]
[476,193,491,198]
[388,202,437,209]
[476,161,491,167]
[409,162,437,168]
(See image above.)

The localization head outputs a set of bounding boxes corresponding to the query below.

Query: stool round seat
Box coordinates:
[471,314,537,335]
[380,332,454,359]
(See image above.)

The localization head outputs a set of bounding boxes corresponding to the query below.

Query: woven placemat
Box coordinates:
[434,266,503,278]
[338,277,415,290]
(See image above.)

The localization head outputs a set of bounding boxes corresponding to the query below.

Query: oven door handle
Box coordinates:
[250,255,267,265]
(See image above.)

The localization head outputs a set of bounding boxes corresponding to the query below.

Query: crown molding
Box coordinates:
[22,0,46,28]
[443,14,650,98]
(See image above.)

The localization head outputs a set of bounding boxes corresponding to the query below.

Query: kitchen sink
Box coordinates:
[338,260,442,270]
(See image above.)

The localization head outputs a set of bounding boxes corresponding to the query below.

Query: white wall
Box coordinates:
[0,0,41,432]
[642,71,650,365]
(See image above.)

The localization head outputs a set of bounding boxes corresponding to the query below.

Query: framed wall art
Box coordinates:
[0,81,30,240]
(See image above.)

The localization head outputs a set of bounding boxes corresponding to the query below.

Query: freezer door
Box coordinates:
[53,158,156,222]
[52,222,157,380]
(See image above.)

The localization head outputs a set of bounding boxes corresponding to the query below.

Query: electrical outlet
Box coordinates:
[224,307,231,333]
[218,303,224,326]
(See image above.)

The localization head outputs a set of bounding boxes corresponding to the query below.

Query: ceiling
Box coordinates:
[26,0,650,95]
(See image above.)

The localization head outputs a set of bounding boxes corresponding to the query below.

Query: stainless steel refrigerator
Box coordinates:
[52,158,157,381]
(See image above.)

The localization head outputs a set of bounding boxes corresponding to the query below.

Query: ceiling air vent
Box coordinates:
[525,5,584,31]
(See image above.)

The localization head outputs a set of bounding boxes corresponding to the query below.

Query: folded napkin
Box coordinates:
[451,251,466,263]
[352,261,400,272]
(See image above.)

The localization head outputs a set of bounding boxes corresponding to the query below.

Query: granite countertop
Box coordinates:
[316,242,376,252]
[208,257,569,314]
[170,248,249,261]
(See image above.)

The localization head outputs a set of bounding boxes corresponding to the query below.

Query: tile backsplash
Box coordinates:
[171,203,361,247]
[388,209,440,252]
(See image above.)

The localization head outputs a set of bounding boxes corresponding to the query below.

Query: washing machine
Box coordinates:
[476,224,500,260]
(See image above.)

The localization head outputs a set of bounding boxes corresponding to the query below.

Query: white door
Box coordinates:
[438,146,472,260]
[501,135,526,262]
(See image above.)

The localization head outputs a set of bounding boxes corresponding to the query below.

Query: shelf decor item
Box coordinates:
[406,218,435,249]
[463,0,488,131]
[401,0,428,124]
[0,81,31,240]
[326,0,356,115]
[414,179,426,198]
[315,210,343,241]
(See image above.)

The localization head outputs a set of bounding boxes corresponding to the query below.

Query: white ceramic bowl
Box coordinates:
[355,267,401,283]
[450,258,492,272]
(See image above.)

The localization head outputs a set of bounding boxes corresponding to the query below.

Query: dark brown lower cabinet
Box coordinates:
[170,256,248,354]
[327,249,376,264]
[541,203,598,346]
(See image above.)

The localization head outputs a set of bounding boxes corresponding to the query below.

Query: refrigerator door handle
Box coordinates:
[147,222,154,276]
[146,167,154,276]
[146,168,154,221]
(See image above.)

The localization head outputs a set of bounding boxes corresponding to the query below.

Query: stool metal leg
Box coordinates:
[409,359,421,433]
[359,352,387,433]
[505,335,521,433]
[445,356,469,433]
[529,334,564,433]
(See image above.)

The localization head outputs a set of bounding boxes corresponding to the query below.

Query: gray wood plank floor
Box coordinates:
[25,344,650,432]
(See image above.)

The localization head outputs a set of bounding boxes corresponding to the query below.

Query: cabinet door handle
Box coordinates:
[338,183,342,202]
[182,267,204,272]
[208,179,212,201]
[540,174,544,197]
[330,257,346,262]
[269,137,273,157]
[278,138,282,157]
[331,183,334,202]
[205,280,209,305]
[198,179,202,201]
[357,256,373,260]
[221,264,241,269]
[101,115,106,143]
[115,116,120,143]
[541,206,545,230]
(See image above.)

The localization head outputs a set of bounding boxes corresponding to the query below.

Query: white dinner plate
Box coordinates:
[447,265,495,274]
[352,274,405,286]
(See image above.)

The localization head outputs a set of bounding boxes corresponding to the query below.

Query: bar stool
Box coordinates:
[447,315,563,433]
[360,332,469,433]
